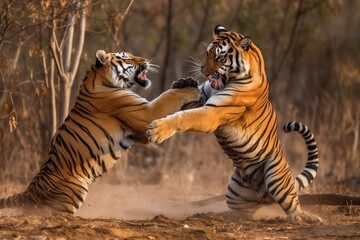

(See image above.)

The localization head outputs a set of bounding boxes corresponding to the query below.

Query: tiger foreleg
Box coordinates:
[171,77,203,110]
[171,77,199,89]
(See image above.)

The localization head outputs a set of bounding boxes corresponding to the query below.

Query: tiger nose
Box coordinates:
[140,60,149,71]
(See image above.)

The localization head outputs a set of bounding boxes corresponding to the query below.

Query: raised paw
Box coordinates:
[147,118,176,144]
[171,77,199,89]
[287,209,322,223]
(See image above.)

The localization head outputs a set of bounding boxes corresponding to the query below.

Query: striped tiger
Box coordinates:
[147,25,324,222]
[0,49,200,214]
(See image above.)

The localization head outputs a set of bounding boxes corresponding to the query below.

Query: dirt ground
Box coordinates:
[1,181,360,240]
[0,206,360,240]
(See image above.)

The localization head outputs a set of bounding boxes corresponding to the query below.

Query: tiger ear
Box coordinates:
[95,49,111,68]
[213,25,227,39]
[239,36,252,51]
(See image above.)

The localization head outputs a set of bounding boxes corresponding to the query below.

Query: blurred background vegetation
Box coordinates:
[0,0,359,196]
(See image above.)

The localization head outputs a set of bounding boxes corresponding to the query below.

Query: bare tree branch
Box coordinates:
[109,0,135,50]
[63,2,76,74]
[124,0,134,16]
[41,50,57,135]
[49,59,56,135]
[50,26,65,79]
[70,1,87,84]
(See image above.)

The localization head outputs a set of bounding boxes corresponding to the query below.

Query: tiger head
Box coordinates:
[201,25,263,90]
[95,49,154,89]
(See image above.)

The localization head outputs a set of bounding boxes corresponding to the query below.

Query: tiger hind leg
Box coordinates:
[225,169,265,219]
[264,159,322,223]
[286,206,322,222]
[225,195,262,219]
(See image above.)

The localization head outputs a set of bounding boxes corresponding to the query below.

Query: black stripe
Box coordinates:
[230,176,248,188]
[39,174,81,208]
[109,144,120,160]
[305,163,318,171]
[65,121,99,163]
[77,152,91,179]
[302,169,315,181]
[307,155,318,161]
[240,111,276,155]
[307,145,317,151]
[68,116,101,150]
[227,185,241,197]
[278,185,295,206]
[225,194,236,201]
[55,135,80,175]
[72,108,114,145]
[296,177,305,189]
[101,160,107,173]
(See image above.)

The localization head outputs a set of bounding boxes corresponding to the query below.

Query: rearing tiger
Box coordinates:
[0,49,200,214]
[147,25,322,222]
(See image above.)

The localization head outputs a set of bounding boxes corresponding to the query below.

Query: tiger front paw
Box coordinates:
[171,77,199,89]
[147,118,176,144]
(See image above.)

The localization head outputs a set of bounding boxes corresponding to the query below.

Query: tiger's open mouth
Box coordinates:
[135,63,151,88]
[209,72,226,90]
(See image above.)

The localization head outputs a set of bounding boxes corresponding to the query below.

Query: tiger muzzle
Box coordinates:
[139,61,149,72]
[209,72,226,90]
[134,61,151,88]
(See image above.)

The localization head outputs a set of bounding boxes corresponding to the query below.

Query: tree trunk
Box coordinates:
[59,79,72,125]
[42,50,57,136]
[160,0,173,94]
[49,60,57,135]
[50,0,88,124]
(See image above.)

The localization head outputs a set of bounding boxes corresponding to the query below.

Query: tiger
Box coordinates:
[147,25,323,222]
[0,49,200,215]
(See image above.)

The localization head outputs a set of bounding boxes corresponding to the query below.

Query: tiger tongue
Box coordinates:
[137,71,147,81]
[210,79,224,90]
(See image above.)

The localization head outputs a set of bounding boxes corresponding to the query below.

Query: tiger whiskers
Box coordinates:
[148,64,160,74]
[186,56,204,80]
[148,58,160,74]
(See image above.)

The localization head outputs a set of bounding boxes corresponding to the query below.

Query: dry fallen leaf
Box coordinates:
[9,113,17,132]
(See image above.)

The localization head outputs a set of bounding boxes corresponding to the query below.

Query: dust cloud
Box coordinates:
[75,181,286,220]
[76,182,229,220]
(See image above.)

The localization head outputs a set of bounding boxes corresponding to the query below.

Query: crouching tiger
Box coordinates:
[148,26,360,222]
[0,50,200,214]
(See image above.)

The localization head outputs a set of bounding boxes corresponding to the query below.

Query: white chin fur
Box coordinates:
[144,80,151,89]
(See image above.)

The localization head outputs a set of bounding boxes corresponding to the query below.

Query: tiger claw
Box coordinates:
[287,209,322,223]
[171,77,199,89]
[147,129,158,143]
[147,123,155,142]
[146,129,152,141]
[147,119,175,144]
[171,81,180,89]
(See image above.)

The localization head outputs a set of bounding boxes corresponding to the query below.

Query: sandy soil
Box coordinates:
[0,206,360,240]
[1,182,360,240]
